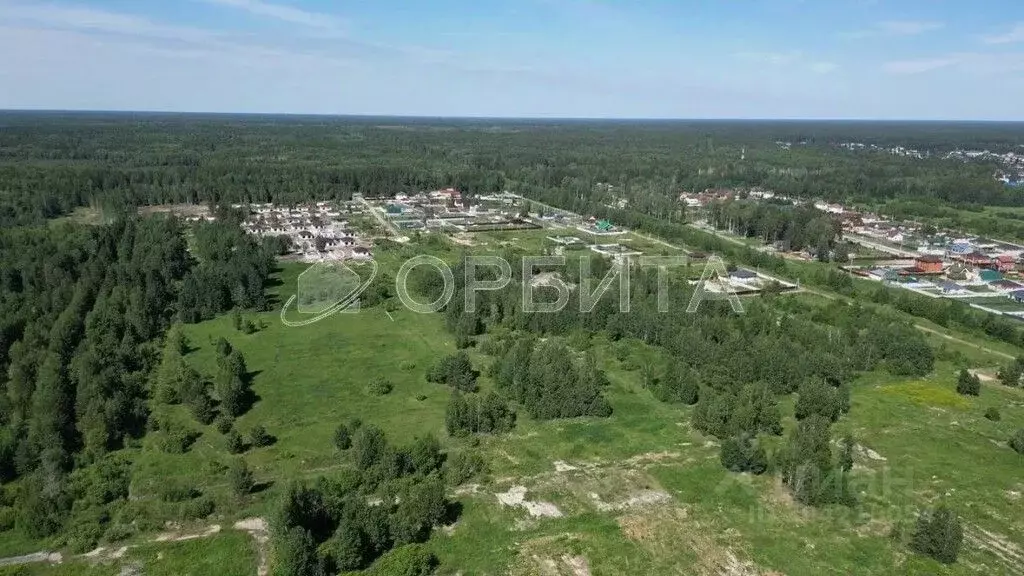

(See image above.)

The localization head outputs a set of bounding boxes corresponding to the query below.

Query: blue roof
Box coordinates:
[1011,290,1024,300]
[980,269,1003,282]
[948,243,972,254]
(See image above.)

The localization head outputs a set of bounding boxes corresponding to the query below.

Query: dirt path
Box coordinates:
[234,518,270,576]
[914,324,1016,361]
[0,519,269,575]
[0,552,62,568]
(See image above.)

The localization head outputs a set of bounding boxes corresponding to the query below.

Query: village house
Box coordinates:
[914,255,944,274]
[959,251,995,268]
[996,254,1016,272]
[990,279,1024,293]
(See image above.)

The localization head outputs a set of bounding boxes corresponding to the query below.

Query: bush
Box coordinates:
[226,430,246,454]
[719,435,768,475]
[1011,429,1024,455]
[178,497,215,520]
[215,415,234,434]
[65,518,105,554]
[114,501,163,533]
[159,483,200,503]
[984,407,1001,421]
[911,505,962,564]
[103,523,135,543]
[0,506,15,531]
[229,459,255,497]
[154,426,199,454]
[955,369,981,396]
[443,450,487,486]
[366,544,437,576]
[249,424,274,447]
[367,376,394,396]
[426,352,478,392]
[334,423,352,451]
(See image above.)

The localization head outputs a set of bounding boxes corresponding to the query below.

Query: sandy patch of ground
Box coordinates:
[234,518,270,576]
[623,451,682,466]
[82,547,129,562]
[528,554,592,576]
[964,524,1024,573]
[0,552,63,568]
[554,461,579,473]
[138,204,211,217]
[856,444,887,462]
[453,483,482,496]
[154,524,221,542]
[618,508,768,576]
[496,486,564,518]
[968,369,996,382]
[590,489,671,512]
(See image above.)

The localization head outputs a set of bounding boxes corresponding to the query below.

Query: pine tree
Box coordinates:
[911,505,963,564]
[955,369,980,396]
[229,458,255,497]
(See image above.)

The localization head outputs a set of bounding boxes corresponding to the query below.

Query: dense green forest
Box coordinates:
[1,113,1022,227]
[0,215,275,548]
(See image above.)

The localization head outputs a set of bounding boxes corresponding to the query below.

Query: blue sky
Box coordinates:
[0,0,1022,119]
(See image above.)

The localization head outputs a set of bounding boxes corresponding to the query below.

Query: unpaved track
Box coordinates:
[0,519,269,575]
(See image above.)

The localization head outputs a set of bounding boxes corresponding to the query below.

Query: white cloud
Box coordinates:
[199,0,346,33]
[0,3,223,43]
[842,20,944,39]
[883,57,959,74]
[877,20,944,36]
[735,51,802,65]
[883,53,1024,75]
[982,22,1024,45]
[735,52,838,75]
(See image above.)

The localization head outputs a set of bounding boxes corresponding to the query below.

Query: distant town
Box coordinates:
[680,188,1024,318]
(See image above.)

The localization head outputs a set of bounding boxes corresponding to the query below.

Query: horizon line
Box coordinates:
[1,108,1023,124]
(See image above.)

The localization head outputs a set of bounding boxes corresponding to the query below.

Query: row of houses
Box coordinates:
[238,202,371,261]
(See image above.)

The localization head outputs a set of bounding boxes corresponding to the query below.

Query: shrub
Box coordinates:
[955,369,981,396]
[0,506,15,531]
[229,459,255,497]
[444,450,487,486]
[154,426,199,454]
[426,352,478,392]
[719,435,768,475]
[226,430,246,454]
[984,407,1001,421]
[179,497,215,520]
[159,484,199,503]
[249,424,274,447]
[333,423,352,451]
[911,505,962,564]
[215,415,234,435]
[366,376,394,396]
[366,544,437,576]
[1011,429,1024,455]
[103,523,135,543]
